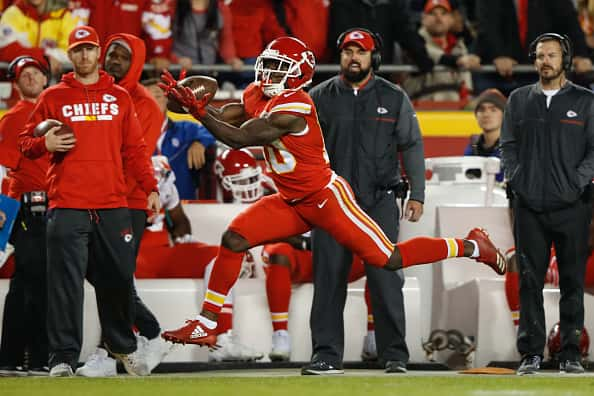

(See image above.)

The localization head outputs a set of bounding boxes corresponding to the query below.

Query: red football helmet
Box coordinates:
[214,149,263,203]
[547,322,590,359]
[255,36,316,97]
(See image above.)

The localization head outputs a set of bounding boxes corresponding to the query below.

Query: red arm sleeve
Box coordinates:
[18,98,49,159]
[121,99,157,195]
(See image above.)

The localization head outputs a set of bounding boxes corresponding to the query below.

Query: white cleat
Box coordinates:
[208,331,264,362]
[111,347,150,376]
[137,335,173,373]
[269,329,291,362]
[361,331,378,361]
[49,363,74,377]
[75,348,117,377]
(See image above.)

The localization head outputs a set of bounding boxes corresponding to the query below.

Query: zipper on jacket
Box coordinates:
[543,94,552,210]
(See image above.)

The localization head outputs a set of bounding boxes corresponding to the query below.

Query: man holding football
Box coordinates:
[18,25,158,377]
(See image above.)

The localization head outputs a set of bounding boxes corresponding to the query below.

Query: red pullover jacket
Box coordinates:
[0,100,49,199]
[103,33,162,211]
[18,70,156,209]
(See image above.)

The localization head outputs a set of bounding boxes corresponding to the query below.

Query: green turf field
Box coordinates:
[2,375,594,396]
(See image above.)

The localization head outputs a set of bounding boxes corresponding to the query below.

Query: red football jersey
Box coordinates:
[250,88,332,201]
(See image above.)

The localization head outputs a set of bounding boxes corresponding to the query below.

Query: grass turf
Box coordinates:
[2,375,594,396]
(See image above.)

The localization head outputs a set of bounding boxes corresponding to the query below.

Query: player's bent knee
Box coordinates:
[221,230,249,252]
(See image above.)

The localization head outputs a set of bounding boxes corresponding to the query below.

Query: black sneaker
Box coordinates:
[385,360,407,373]
[301,361,344,375]
[560,360,585,374]
[516,355,541,375]
[0,366,28,377]
[28,366,50,376]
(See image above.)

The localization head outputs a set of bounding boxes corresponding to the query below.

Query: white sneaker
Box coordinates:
[269,330,290,362]
[208,331,264,362]
[361,331,378,361]
[137,335,173,372]
[111,348,150,376]
[75,348,117,377]
[49,363,73,377]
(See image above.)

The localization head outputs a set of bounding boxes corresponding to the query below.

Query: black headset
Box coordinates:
[6,55,51,82]
[528,32,573,71]
[336,27,383,71]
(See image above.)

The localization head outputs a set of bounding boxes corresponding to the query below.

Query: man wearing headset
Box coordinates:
[0,55,50,376]
[303,28,425,375]
[501,33,594,375]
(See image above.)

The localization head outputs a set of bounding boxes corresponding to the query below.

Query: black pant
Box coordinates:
[0,211,48,368]
[94,209,161,345]
[129,209,160,340]
[46,208,137,369]
[310,194,409,367]
[513,197,592,361]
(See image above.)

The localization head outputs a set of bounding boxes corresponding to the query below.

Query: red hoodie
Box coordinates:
[18,70,157,209]
[103,33,162,211]
[0,100,49,200]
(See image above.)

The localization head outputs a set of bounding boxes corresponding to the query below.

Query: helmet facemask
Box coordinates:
[255,51,302,97]
[221,166,263,203]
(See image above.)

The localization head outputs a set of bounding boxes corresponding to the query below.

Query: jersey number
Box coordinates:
[265,140,296,174]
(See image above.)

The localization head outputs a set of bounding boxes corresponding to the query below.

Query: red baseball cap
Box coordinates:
[339,30,376,51]
[68,26,100,50]
[10,56,49,80]
[424,0,452,13]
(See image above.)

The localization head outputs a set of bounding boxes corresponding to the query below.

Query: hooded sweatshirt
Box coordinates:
[0,100,49,200]
[19,70,156,209]
[104,33,162,211]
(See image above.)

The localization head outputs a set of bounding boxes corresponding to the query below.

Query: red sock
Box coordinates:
[397,237,465,268]
[364,282,374,331]
[505,271,520,327]
[266,264,291,331]
[216,304,233,335]
[202,246,244,315]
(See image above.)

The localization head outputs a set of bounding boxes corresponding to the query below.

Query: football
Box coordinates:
[33,119,73,137]
[167,75,218,114]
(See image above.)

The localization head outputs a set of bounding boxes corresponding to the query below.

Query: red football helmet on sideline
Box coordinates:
[214,149,263,203]
[255,36,316,97]
[547,322,590,359]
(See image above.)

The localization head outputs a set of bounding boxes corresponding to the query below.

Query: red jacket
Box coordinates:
[0,100,49,199]
[104,33,162,210]
[19,70,156,209]
[284,0,329,60]
[68,0,173,60]
[229,0,286,58]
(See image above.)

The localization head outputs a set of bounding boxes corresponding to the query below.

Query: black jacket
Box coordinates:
[501,81,594,212]
[309,75,425,209]
[476,0,588,64]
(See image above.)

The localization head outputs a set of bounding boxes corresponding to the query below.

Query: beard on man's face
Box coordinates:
[341,61,372,83]
[539,64,564,83]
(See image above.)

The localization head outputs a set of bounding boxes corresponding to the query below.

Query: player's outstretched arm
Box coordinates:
[199,111,305,148]
[205,102,248,127]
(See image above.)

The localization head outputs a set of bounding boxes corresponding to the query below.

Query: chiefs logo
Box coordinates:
[103,94,117,103]
[347,31,365,40]
[74,29,91,39]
